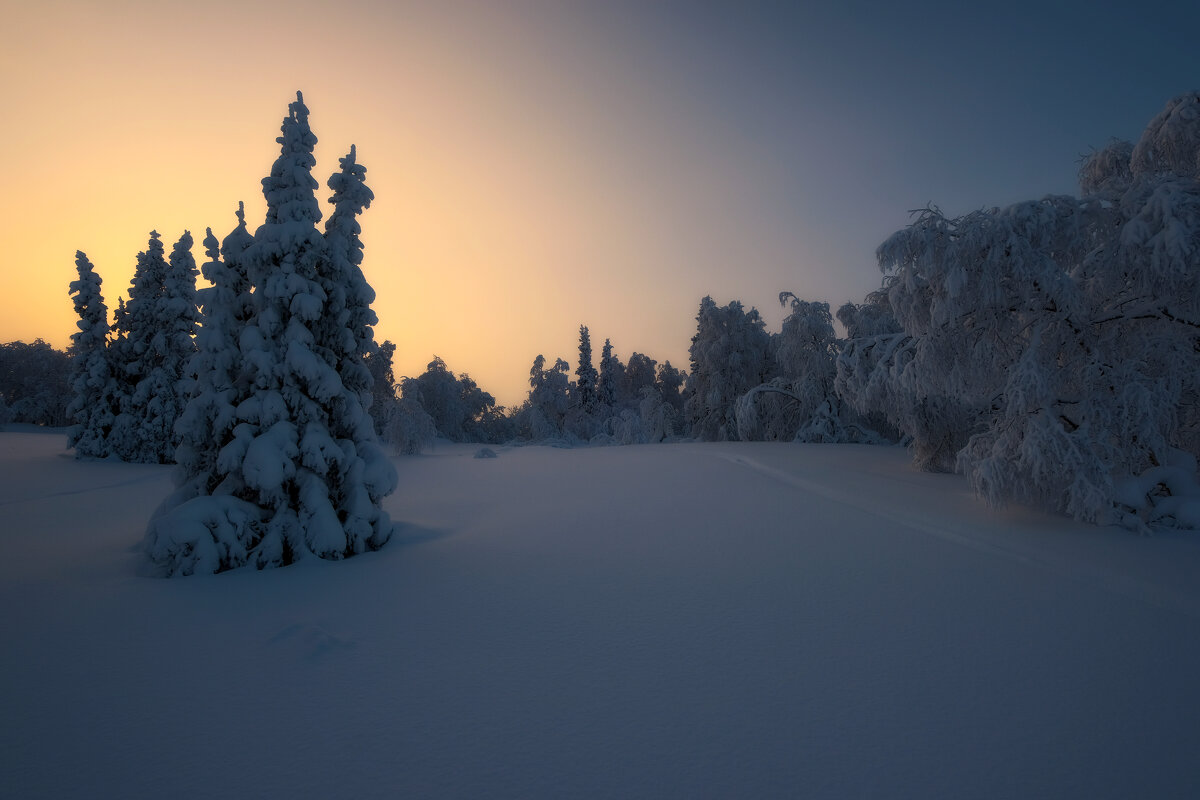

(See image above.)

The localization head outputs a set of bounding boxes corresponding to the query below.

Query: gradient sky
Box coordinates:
[1,0,1195,406]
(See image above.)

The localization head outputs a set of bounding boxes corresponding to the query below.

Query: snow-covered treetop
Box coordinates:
[775,292,836,381]
[69,251,107,349]
[326,144,374,257]
[325,143,379,354]
[221,201,255,262]
[1079,139,1134,198]
[1131,91,1200,179]
[165,231,198,299]
[262,91,321,226]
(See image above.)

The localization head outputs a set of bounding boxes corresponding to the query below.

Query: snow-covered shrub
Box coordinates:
[143,495,267,577]
[1111,450,1200,533]
[385,398,437,455]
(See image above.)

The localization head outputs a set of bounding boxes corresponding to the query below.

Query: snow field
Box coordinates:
[2,432,1199,798]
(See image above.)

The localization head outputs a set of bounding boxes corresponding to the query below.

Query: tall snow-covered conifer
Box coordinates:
[144,92,397,575]
[66,251,117,458]
[171,212,252,502]
[109,231,170,462]
[319,143,398,555]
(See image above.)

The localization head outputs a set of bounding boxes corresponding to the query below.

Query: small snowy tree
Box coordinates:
[621,352,658,409]
[655,361,687,417]
[574,325,598,411]
[108,231,173,462]
[516,354,572,441]
[323,144,379,411]
[685,296,772,441]
[67,251,117,457]
[400,356,503,442]
[736,293,867,443]
[597,338,620,409]
[171,208,255,506]
[365,340,401,437]
[131,230,200,461]
[385,398,437,455]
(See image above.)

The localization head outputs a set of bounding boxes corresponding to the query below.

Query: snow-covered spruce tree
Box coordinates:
[67,251,117,457]
[123,231,198,464]
[315,143,399,550]
[574,325,597,411]
[655,360,687,417]
[597,338,620,410]
[515,354,572,441]
[144,92,397,575]
[107,231,172,462]
[685,296,772,441]
[130,230,200,462]
[620,352,657,408]
[169,209,255,507]
[323,145,379,409]
[365,339,401,438]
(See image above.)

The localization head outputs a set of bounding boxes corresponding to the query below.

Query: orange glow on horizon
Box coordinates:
[0,1,840,407]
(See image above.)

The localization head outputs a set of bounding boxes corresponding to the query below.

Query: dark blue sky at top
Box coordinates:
[550,0,1197,283]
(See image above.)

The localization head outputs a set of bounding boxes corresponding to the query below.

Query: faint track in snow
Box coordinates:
[715,451,1200,620]
[0,472,164,507]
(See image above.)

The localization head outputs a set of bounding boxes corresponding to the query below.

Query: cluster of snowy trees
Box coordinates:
[680,93,1200,530]
[67,236,200,462]
[68,92,397,574]
[681,92,1198,530]
[680,293,887,446]
[0,340,71,427]
[509,326,687,446]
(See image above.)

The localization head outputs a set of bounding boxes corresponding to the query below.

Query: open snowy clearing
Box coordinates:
[2,431,1198,798]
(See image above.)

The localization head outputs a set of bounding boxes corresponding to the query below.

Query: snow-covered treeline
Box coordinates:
[0,339,70,427]
[677,93,1200,531]
[505,326,688,446]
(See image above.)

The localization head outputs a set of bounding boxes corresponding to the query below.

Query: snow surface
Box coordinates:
[2,432,1199,798]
